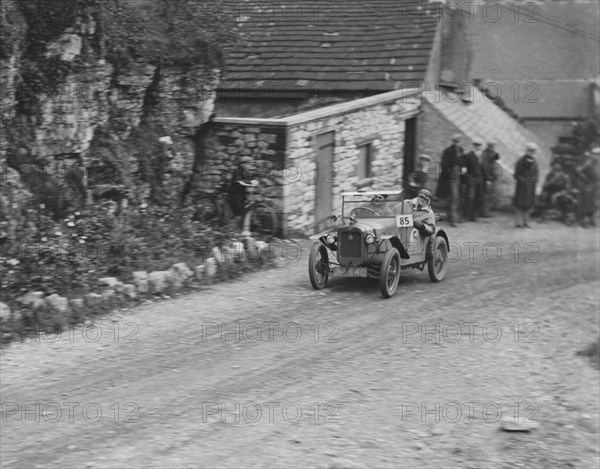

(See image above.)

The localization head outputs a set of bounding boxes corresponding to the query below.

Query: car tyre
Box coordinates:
[379,248,401,298]
[308,242,329,290]
[428,236,448,282]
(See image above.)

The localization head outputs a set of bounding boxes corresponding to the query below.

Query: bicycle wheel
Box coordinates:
[214,197,234,224]
[194,196,217,222]
[245,204,279,237]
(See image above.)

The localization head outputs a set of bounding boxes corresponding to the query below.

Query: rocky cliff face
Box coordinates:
[0,0,222,240]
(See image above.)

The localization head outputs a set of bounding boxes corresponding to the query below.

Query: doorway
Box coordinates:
[314,131,335,232]
[402,117,418,187]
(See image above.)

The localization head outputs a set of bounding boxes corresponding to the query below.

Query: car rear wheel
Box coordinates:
[379,248,401,298]
[428,236,448,282]
[308,243,329,289]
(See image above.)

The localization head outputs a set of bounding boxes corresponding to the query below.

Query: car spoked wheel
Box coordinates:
[308,243,330,289]
[379,248,401,298]
[428,236,448,282]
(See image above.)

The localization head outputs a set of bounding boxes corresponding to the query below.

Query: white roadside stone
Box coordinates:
[84,293,103,310]
[101,289,116,306]
[16,291,45,307]
[500,416,539,432]
[170,263,194,288]
[99,277,123,288]
[194,265,206,281]
[69,298,85,314]
[231,242,245,261]
[205,258,217,277]
[0,302,11,322]
[119,284,137,300]
[221,247,236,264]
[46,294,70,314]
[132,271,149,293]
[148,271,172,294]
[211,247,224,264]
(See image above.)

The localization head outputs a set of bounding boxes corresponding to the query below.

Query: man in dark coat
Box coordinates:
[462,139,486,221]
[513,142,539,228]
[575,147,600,227]
[435,134,463,227]
[482,140,501,216]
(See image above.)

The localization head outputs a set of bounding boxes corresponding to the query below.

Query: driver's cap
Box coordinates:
[418,189,432,203]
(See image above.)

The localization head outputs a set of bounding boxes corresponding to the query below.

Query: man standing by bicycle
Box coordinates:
[228,156,257,216]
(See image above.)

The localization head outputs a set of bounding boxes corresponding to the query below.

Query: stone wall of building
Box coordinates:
[284,96,421,234]
[194,123,287,219]
[417,99,461,193]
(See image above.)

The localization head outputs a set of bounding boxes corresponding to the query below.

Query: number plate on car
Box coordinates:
[396,214,413,228]
[332,267,368,277]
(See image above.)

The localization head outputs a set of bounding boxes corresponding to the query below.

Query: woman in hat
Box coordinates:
[513,142,539,228]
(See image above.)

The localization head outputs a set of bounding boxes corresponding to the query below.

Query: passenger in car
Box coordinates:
[410,189,436,237]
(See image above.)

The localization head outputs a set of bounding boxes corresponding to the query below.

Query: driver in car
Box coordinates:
[410,189,435,237]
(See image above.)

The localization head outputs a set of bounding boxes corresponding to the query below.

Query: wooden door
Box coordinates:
[314,131,335,232]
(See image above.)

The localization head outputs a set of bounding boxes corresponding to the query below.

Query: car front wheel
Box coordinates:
[428,236,448,282]
[379,248,401,298]
[308,243,330,289]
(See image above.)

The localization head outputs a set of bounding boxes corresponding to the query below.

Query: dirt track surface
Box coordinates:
[1,214,599,469]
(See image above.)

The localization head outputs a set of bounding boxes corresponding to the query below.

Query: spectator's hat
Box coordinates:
[418,154,431,161]
[487,139,497,147]
[451,134,461,142]
[473,139,483,147]
[526,142,538,152]
[418,188,432,203]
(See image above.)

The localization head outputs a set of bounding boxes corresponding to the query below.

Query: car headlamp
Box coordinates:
[326,234,336,244]
[365,233,375,244]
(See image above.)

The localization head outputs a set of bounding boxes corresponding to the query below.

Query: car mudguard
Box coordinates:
[426,229,449,260]
[380,235,410,259]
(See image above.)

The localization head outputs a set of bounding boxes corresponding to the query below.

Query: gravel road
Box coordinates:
[1,214,599,469]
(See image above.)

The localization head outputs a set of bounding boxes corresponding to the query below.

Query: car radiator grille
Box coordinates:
[339,230,362,258]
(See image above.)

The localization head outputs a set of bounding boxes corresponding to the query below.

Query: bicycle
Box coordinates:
[238,180,279,237]
[193,184,234,225]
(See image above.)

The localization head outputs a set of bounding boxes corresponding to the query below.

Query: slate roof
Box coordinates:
[219,0,440,91]
[467,1,599,81]
[424,87,551,178]
[483,80,596,119]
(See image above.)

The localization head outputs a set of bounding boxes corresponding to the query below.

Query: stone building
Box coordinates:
[199,0,561,234]
[212,89,421,235]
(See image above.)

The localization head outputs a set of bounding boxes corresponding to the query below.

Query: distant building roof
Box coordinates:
[424,87,551,177]
[466,1,599,81]
[220,0,440,92]
[480,79,595,119]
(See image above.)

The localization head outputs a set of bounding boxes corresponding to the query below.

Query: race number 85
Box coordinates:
[396,214,413,227]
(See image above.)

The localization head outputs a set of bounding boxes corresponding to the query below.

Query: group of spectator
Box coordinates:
[411,133,599,229]
[539,147,600,227]
[431,134,502,227]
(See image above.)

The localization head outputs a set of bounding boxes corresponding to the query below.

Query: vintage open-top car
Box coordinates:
[308,190,449,298]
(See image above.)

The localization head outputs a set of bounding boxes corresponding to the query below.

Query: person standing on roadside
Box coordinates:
[575,147,600,227]
[462,139,485,222]
[513,142,540,228]
[435,134,464,227]
[482,140,501,216]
